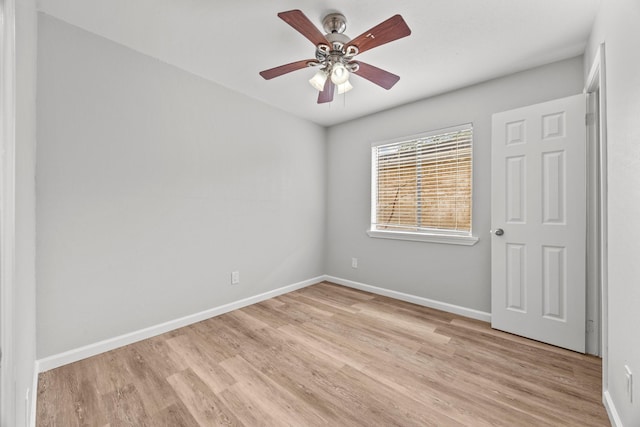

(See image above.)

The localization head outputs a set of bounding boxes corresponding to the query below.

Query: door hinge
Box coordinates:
[585,113,595,126]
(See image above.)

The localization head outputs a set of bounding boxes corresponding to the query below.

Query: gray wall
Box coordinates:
[585,0,640,424]
[325,57,584,313]
[36,14,326,358]
[15,0,38,425]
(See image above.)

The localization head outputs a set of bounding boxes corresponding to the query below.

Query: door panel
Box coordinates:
[542,245,566,320]
[506,156,526,223]
[491,94,586,353]
[506,243,526,311]
[542,151,565,224]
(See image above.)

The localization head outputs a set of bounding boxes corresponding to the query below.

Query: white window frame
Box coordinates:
[368,123,478,246]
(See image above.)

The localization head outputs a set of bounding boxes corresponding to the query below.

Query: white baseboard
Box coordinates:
[325,275,491,323]
[37,276,323,372]
[603,389,623,427]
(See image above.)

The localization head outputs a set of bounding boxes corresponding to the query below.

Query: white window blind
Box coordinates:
[371,124,473,237]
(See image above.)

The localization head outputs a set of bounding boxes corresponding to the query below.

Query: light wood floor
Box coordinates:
[37,282,609,426]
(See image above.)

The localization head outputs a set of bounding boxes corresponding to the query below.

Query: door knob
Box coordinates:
[494,228,504,236]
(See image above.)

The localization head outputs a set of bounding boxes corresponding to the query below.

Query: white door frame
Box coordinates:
[0,0,17,425]
[585,89,601,356]
[584,42,609,399]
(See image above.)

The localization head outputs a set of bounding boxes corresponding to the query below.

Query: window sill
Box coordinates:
[367,229,479,246]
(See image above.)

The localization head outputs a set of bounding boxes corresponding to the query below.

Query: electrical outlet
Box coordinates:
[626,366,633,402]
[231,271,240,285]
[351,258,358,268]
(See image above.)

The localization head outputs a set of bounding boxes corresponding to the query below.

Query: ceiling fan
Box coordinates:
[259,10,411,104]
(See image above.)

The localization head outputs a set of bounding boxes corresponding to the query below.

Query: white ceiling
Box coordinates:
[37,0,600,127]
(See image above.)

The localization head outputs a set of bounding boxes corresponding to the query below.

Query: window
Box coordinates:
[368,124,478,245]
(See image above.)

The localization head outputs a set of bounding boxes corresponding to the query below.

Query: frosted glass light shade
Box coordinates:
[330,63,350,85]
[309,70,328,91]
[337,80,353,94]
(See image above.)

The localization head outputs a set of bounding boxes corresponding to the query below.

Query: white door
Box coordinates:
[491,94,586,353]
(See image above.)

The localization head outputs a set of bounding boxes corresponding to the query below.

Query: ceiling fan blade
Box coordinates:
[318,79,335,104]
[345,15,411,55]
[259,59,317,80]
[278,10,331,47]
[352,61,400,90]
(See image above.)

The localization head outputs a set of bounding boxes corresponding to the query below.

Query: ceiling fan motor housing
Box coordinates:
[322,13,347,34]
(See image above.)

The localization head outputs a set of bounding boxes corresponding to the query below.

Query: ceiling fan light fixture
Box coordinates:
[337,80,353,95]
[309,69,328,91]
[330,63,350,85]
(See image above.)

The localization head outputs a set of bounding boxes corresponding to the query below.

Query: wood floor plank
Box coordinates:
[222,327,370,425]
[165,335,236,394]
[166,368,241,426]
[277,323,367,370]
[216,386,284,427]
[147,402,200,427]
[219,355,330,426]
[312,282,377,302]
[187,321,243,362]
[236,303,292,328]
[352,302,441,334]
[335,364,467,427]
[102,383,150,427]
[90,350,137,396]
[275,294,336,318]
[222,309,271,330]
[37,282,610,426]
[118,346,179,416]
[367,294,458,324]
[279,292,359,316]
[221,352,354,426]
[37,364,109,427]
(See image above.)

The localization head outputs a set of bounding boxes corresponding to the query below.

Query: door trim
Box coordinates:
[0,0,17,425]
[584,41,609,401]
